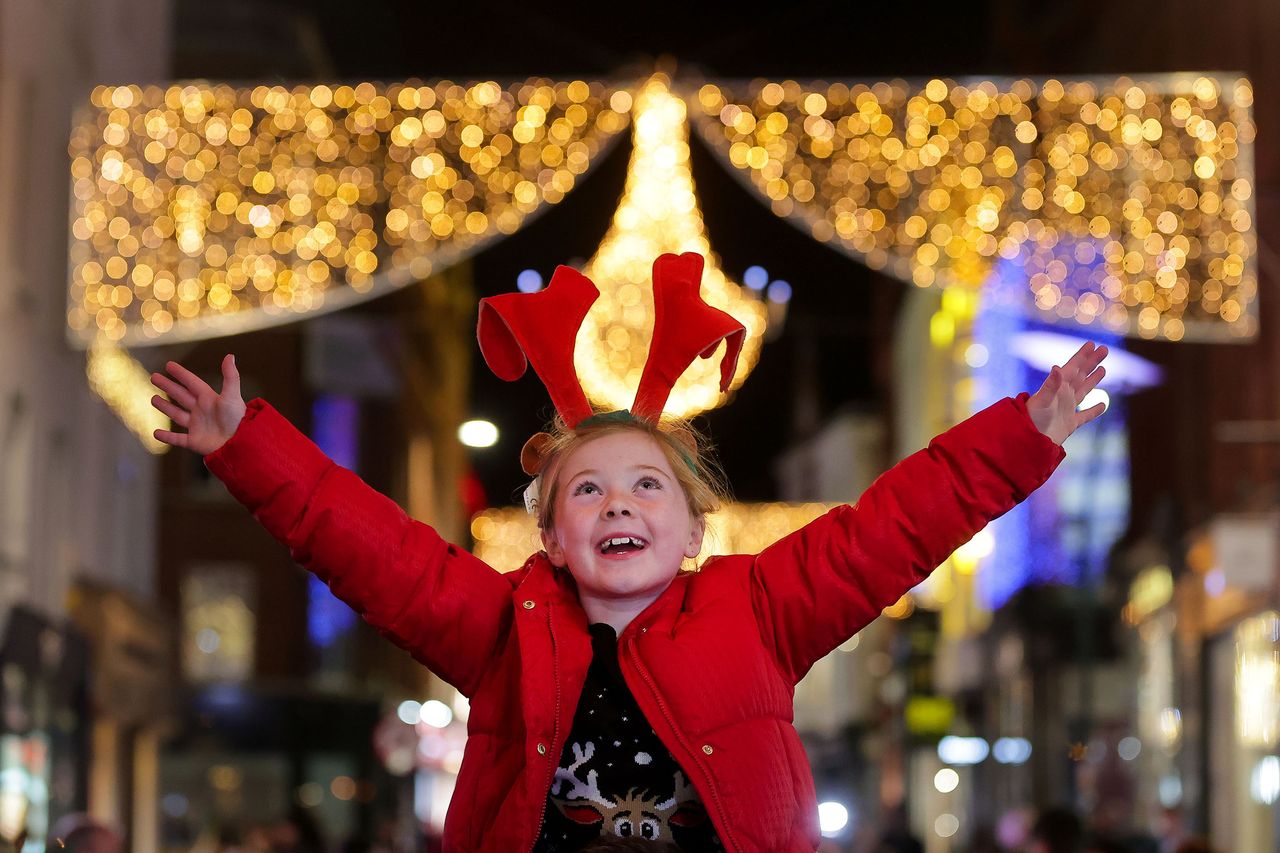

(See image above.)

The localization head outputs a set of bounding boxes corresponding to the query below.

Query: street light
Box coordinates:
[817,801,849,837]
[458,419,499,448]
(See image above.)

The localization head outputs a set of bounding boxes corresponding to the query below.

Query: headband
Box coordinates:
[477,252,746,475]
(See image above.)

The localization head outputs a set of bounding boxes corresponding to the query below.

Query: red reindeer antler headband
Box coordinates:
[477,252,746,475]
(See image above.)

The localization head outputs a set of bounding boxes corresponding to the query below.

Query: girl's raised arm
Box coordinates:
[750,342,1108,683]
[148,354,512,695]
[151,354,246,454]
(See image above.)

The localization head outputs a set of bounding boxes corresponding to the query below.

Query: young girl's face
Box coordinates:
[541,429,705,607]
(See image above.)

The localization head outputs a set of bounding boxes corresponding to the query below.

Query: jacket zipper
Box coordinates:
[625,638,741,853]
[529,604,560,851]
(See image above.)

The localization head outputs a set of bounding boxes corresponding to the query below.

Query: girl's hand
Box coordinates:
[150,354,246,454]
[1026,341,1108,445]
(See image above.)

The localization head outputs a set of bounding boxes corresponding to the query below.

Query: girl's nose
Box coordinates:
[604,499,632,518]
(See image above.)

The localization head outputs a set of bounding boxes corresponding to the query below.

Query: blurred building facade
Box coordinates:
[148,264,475,850]
[0,1,173,850]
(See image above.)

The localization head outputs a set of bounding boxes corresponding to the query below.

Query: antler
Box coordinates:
[477,265,598,428]
[550,742,611,808]
[478,253,747,480]
[656,769,699,813]
[631,253,746,421]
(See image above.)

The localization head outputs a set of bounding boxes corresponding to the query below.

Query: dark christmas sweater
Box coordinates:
[533,623,724,852]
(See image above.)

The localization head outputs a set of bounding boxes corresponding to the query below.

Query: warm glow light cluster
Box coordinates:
[1236,611,1280,748]
[471,501,836,573]
[67,79,630,346]
[691,75,1256,341]
[577,75,769,417]
[471,500,938,621]
[86,340,168,453]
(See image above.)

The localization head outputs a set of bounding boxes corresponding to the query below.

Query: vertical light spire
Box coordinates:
[576,75,768,418]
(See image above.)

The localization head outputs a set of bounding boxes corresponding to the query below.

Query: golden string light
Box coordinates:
[691,75,1256,341]
[67,79,631,346]
[383,80,631,285]
[576,74,769,418]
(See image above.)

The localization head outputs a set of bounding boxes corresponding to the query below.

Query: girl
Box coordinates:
[151,253,1106,852]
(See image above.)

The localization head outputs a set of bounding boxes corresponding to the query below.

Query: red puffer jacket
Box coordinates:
[205,393,1063,852]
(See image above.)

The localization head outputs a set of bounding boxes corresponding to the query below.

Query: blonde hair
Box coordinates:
[533,412,729,532]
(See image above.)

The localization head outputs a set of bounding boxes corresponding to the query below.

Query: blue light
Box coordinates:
[516,269,543,293]
[993,737,1033,764]
[938,736,989,765]
[308,396,360,647]
[767,280,792,304]
[201,683,248,710]
[312,396,359,471]
[308,574,356,649]
[162,794,189,818]
[974,237,1133,608]
[743,266,769,290]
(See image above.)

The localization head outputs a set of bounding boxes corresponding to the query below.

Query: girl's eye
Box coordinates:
[573,482,599,496]
[638,477,661,490]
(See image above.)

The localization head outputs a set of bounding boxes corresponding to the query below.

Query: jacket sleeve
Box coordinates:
[748,394,1065,684]
[204,399,513,696]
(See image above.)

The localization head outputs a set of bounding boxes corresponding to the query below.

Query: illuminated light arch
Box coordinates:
[690,74,1256,342]
[67,78,634,347]
[68,72,1256,451]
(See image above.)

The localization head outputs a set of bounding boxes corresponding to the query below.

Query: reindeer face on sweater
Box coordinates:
[550,741,707,841]
[534,623,722,851]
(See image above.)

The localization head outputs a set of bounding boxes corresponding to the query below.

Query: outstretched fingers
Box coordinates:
[164,360,215,400]
[1030,365,1061,405]
[153,427,190,449]
[1075,400,1107,429]
[1069,344,1108,428]
[1059,343,1090,379]
[151,395,190,427]
[1083,343,1108,374]
[1076,364,1106,401]
[1061,341,1104,380]
[1061,343,1108,400]
[220,353,240,400]
[151,371,196,410]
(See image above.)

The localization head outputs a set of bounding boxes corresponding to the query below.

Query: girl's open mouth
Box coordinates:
[597,536,648,555]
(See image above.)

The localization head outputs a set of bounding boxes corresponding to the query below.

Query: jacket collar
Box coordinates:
[515,552,582,606]
[514,552,693,637]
